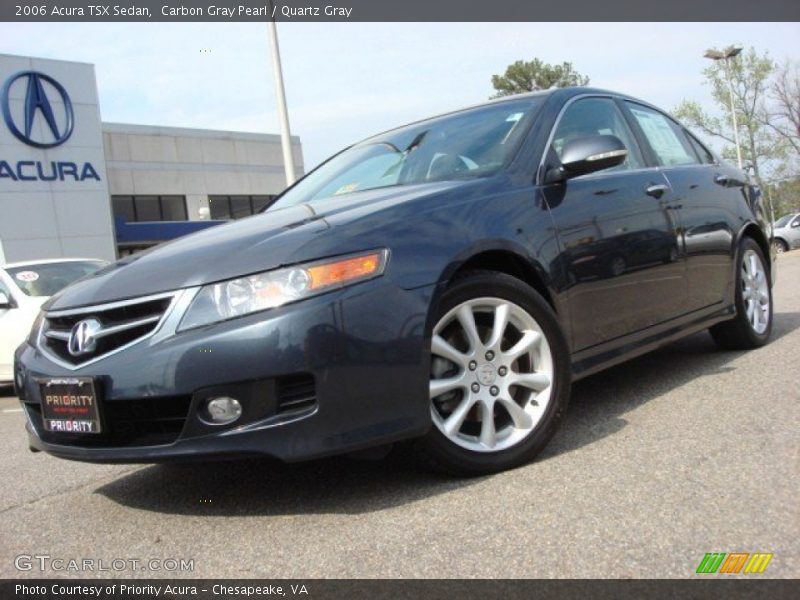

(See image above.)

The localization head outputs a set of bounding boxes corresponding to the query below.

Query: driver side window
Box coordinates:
[552,98,644,171]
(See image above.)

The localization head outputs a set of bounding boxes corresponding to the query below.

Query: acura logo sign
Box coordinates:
[68,318,103,356]
[1,71,74,148]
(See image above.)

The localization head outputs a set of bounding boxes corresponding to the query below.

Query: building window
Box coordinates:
[208,195,276,220]
[112,195,188,222]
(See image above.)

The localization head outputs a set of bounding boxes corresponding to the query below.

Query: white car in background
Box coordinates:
[772,212,800,254]
[0,259,107,385]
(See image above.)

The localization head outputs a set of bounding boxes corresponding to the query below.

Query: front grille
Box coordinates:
[26,395,191,447]
[40,294,174,366]
[276,373,316,414]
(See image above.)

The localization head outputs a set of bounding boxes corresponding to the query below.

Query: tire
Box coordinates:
[416,270,571,475]
[609,256,626,277]
[771,239,788,254]
[710,237,773,350]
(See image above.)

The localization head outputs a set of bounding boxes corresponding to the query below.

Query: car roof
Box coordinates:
[355,87,649,147]
[0,258,106,269]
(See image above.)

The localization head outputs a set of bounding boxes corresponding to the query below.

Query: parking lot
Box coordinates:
[1,252,798,579]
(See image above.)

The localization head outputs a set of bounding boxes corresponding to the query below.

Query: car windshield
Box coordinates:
[271,97,544,209]
[4,261,105,297]
[774,215,794,228]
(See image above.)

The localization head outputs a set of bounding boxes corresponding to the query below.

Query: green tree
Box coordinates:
[673,47,785,189]
[765,177,800,217]
[764,60,800,158]
[490,59,589,98]
[762,62,800,218]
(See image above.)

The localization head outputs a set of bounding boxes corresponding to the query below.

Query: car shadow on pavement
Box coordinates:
[96,311,800,516]
[97,450,472,516]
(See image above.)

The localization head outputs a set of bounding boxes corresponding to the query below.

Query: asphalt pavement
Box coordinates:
[1,252,798,579]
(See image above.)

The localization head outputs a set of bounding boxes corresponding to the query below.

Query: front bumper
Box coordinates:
[15,280,435,463]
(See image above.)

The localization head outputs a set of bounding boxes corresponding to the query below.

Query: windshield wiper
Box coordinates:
[379,130,431,179]
[403,130,429,154]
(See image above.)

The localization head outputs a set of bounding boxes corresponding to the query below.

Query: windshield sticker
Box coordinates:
[15,271,39,282]
[506,112,524,122]
[335,183,359,195]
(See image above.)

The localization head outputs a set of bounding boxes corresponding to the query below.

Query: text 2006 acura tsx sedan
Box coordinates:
[15,88,774,474]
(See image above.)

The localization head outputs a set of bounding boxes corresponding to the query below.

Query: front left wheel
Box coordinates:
[416,271,571,475]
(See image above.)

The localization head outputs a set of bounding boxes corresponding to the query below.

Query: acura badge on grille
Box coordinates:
[67,318,103,356]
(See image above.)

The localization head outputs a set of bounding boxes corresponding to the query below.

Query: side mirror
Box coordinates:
[546,135,628,183]
[0,292,13,309]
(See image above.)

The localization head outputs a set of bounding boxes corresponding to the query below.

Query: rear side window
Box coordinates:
[685,132,716,164]
[625,102,698,167]
[551,97,644,171]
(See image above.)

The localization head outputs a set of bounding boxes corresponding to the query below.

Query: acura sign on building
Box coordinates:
[0,53,303,264]
[0,54,116,263]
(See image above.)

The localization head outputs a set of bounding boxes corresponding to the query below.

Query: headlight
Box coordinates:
[27,310,44,346]
[178,249,388,331]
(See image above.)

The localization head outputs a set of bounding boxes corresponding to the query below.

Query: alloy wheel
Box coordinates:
[429,297,554,453]
[741,249,770,334]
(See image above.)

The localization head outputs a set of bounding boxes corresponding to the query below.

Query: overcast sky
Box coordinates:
[1,22,798,169]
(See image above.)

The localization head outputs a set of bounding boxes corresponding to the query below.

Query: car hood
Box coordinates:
[46,180,468,310]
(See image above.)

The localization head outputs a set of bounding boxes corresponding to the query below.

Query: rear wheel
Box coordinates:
[417,271,570,475]
[609,256,626,277]
[710,237,772,350]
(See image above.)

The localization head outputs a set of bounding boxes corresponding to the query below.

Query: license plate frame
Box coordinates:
[38,377,102,434]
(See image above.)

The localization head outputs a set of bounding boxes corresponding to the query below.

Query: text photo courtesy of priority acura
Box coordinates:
[14,87,774,475]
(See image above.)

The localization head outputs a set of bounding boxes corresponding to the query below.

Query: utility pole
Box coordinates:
[266,8,296,186]
[704,46,744,169]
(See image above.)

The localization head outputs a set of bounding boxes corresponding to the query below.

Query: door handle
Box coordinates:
[645,184,669,198]
[715,174,745,187]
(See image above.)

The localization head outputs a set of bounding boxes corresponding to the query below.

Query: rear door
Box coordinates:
[541,96,686,351]
[622,101,736,312]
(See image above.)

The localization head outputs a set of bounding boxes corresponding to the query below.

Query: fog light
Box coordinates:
[201,396,242,425]
[14,367,25,395]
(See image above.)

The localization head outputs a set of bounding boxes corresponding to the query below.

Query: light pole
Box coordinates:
[704,46,743,169]
[266,10,296,186]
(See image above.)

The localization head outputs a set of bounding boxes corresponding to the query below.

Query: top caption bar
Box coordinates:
[3,0,800,22]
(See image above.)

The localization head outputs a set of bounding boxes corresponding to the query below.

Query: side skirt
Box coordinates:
[570,303,735,381]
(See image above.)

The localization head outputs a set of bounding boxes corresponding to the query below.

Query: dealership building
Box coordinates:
[0,53,303,263]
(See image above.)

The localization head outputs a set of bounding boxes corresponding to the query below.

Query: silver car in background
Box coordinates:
[772,213,800,253]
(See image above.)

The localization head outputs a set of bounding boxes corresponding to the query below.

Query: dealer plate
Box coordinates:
[39,377,102,434]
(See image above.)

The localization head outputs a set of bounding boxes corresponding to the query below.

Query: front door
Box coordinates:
[542,97,685,351]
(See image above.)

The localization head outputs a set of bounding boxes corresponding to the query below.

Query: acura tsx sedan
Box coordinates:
[14,87,774,474]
